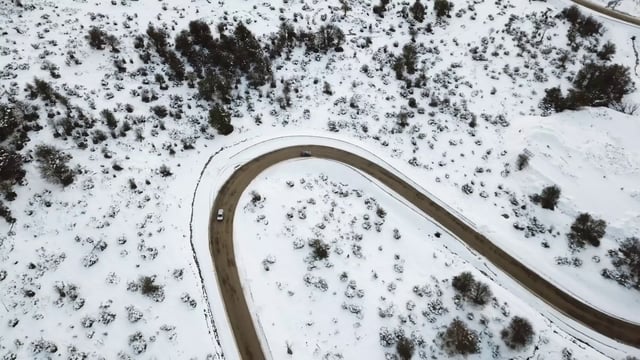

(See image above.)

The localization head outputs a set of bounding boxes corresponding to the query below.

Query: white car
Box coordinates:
[216,209,224,221]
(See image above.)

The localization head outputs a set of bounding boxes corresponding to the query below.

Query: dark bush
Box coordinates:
[189,20,214,47]
[452,271,475,296]
[568,213,606,249]
[0,200,15,223]
[501,316,534,350]
[150,105,168,118]
[561,6,603,39]
[310,239,330,260]
[0,104,19,142]
[561,5,582,25]
[373,0,391,17]
[540,87,566,114]
[314,24,345,52]
[208,104,233,135]
[441,318,480,355]
[198,72,232,103]
[0,147,25,185]
[452,271,492,306]
[434,0,453,18]
[577,16,603,38]
[158,164,172,177]
[101,109,118,130]
[165,50,185,82]
[396,335,415,360]
[27,78,55,102]
[410,0,426,23]
[86,28,119,52]
[34,144,75,186]
[140,276,161,295]
[87,27,108,50]
[402,44,418,74]
[175,30,192,54]
[597,41,616,61]
[146,24,169,58]
[469,281,492,305]
[571,63,633,107]
[272,21,298,57]
[541,63,632,112]
[516,153,529,170]
[532,185,561,210]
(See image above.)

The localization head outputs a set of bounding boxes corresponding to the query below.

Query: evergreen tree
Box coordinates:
[434,0,453,18]
[568,213,606,248]
[208,104,233,135]
[409,0,426,23]
[501,316,534,350]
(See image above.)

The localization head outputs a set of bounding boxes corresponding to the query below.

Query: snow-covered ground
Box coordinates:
[1,0,640,358]
[234,158,619,359]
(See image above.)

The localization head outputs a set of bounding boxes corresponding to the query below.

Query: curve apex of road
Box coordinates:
[209,145,640,360]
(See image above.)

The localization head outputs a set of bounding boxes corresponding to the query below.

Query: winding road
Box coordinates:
[209,145,640,360]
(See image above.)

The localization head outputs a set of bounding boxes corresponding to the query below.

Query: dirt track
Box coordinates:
[209,145,640,360]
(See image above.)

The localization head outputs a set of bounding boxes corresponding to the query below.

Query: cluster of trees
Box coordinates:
[175,20,271,96]
[174,20,277,134]
[452,271,493,306]
[145,25,185,82]
[541,7,635,114]
[540,62,633,113]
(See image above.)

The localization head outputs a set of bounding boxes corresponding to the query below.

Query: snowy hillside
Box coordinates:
[0,0,639,359]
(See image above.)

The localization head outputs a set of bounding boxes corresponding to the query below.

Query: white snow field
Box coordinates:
[0,0,639,358]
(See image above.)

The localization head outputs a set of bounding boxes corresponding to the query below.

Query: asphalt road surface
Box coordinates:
[209,145,640,360]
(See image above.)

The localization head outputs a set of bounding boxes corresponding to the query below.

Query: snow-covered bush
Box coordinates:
[34,144,75,186]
